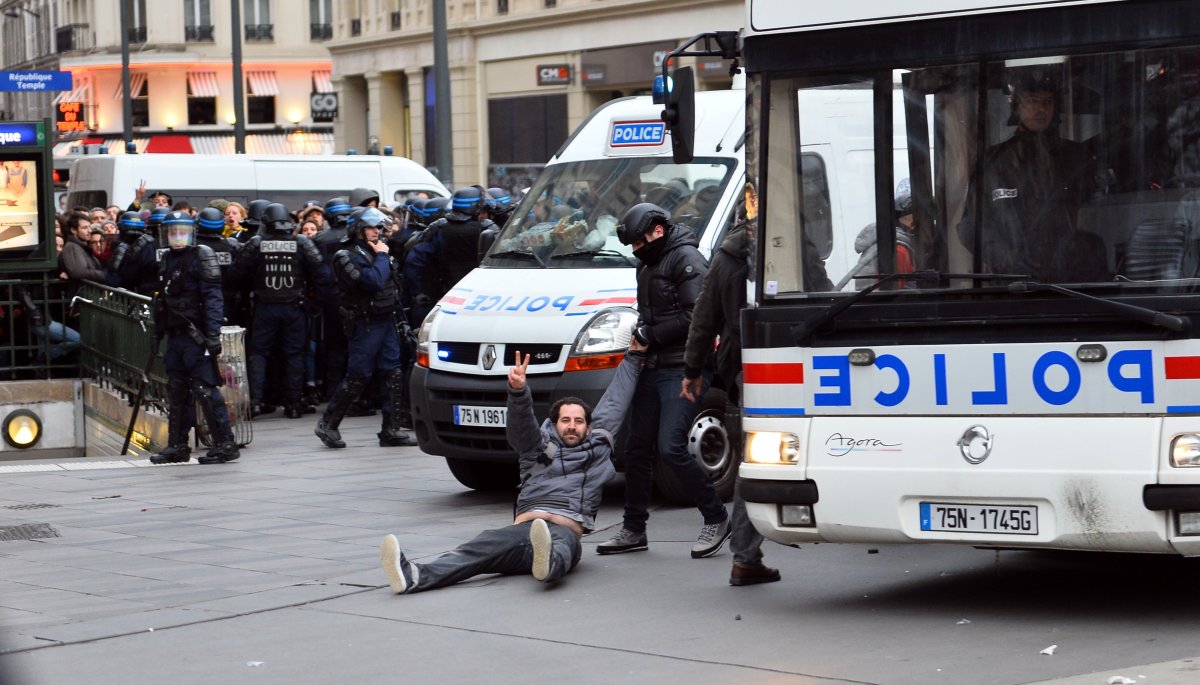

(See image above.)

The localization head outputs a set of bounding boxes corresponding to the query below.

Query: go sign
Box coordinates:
[310,92,338,123]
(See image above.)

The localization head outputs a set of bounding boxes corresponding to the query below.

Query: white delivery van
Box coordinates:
[65,154,448,210]
[409,83,902,497]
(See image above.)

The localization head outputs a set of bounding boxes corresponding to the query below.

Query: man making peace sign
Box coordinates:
[380,337,646,593]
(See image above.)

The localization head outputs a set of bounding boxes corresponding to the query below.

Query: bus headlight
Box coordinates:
[745,431,800,465]
[1171,434,1200,467]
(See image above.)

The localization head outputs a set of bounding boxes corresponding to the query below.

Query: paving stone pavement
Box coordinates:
[2,414,1200,684]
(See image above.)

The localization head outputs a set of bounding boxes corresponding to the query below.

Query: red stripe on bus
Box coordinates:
[744,363,804,384]
[1165,356,1200,379]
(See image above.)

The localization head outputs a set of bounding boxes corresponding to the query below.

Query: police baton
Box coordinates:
[121,332,160,456]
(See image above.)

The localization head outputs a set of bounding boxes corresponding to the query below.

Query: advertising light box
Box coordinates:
[0,121,56,272]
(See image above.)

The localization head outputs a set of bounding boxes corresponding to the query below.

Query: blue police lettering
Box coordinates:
[812,355,851,406]
[933,353,948,406]
[478,295,502,311]
[1032,351,1080,405]
[463,294,487,311]
[971,353,1009,405]
[1108,349,1154,403]
[503,296,529,311]
[612,122,665,146]
[873,354,910,407]
[552,296,573,311]
[527,296,550,312]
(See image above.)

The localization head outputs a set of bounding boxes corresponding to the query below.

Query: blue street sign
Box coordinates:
[0,123,41,146]
[0,71,73,92]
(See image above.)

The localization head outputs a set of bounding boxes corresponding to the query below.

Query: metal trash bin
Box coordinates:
[196,325,253,448]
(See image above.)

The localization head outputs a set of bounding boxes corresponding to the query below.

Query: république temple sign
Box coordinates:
[0,71,73,92]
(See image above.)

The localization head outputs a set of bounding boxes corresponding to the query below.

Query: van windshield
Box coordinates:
[484,157,736,268]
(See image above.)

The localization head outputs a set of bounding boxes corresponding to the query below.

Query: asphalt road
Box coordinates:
[0,414,1198,684]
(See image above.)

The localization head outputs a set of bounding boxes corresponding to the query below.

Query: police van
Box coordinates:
[65,154,448,211]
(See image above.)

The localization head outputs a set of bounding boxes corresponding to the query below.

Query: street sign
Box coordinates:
[311,92,338,122]
[0,71,73,92]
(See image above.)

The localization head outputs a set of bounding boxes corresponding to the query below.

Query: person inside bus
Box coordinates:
[842,178,918,290]
[956,66,1107,282]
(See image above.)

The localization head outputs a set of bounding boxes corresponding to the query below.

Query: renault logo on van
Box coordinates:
[482,345,497,370]
[958,425,994,465]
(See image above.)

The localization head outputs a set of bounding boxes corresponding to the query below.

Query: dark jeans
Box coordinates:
[411,521,581,592]
[622,365,727,533]
[249,302,306,405]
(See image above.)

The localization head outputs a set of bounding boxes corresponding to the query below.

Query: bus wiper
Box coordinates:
[549,249,637,267]
[790,270,1029,345]
[1009,281,1187,332]
[489,248,547,268]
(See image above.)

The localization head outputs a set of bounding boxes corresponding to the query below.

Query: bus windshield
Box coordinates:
[758,44,1200,296]
[483,157,735,268]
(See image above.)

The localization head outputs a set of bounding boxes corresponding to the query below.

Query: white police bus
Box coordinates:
[710,0,1200,555]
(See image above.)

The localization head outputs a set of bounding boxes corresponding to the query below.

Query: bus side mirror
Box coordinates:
[663,66,696,164]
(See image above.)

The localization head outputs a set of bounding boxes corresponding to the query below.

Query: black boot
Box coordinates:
[283,404,303,419]
[316,376,367,448]
[251,403,275,417]
[150,444,191,464]
[198,441,240,464]
[379,369,418,446]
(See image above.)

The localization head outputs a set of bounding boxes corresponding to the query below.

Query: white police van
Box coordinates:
[410,86,748,499]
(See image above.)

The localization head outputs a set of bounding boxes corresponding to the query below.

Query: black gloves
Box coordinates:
[633,325,653,346]
[205,335,222,357]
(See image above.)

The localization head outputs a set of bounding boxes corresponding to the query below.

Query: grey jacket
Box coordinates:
[506,351,643,532]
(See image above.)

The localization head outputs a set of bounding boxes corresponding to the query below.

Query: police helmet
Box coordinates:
[195,207,226,234]
[118,211,147,239]
[347,207,390,236]
[616,203,671,246]
[262,203,294,233]
[425,196,450,220]
[486,187,512,213]
[450,186,485,216]
[350,187,380,207]
[247,199,272,223]
[146,207,171,236]
[161,210,195,250]
[323,197,353,225]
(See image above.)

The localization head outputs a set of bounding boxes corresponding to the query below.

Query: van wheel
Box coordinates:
[655,388,738,505]
[445,458,518,491]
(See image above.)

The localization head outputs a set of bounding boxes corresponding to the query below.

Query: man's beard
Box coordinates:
[559,429,583,446]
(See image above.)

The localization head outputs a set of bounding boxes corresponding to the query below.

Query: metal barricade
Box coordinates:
[196,326,253,448]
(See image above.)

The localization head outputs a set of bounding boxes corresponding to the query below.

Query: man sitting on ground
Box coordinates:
[379,338,645,593]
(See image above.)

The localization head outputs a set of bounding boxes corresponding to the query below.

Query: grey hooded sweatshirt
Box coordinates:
[506,351,643,533]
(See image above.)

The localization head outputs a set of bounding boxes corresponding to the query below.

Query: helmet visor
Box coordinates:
[163,224,194,249]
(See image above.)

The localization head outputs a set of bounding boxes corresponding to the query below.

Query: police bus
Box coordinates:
[694,0,1200,556]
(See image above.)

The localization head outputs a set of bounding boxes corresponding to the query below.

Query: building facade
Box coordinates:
[328,0,741,188]
[2,0,338,155]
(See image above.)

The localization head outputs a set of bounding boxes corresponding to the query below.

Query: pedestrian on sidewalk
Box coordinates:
[597,202,731,559]
[380,339,645,593]
[680,195,781,587]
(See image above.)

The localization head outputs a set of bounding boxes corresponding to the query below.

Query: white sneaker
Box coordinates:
[380,534,416,594]
[530,519,553,582]
[691,519,732,558]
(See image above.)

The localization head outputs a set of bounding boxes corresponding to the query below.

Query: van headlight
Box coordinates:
[745,431,801,465]
[415,305,440,368]
[565,308,637,372]
[1171,434,1200,467]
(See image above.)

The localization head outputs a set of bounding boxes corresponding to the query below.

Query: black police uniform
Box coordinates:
[108,212,161,296]
[312,198,354,396]
[231,204,328,418]
[315,209,417,448]
[404,187,486,324]
[194,208,242,324]
[150,212,239,465]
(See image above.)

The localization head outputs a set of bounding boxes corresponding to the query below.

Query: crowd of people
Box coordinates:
[49,181,518,462]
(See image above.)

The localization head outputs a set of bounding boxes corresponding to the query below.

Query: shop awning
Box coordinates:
[187,71,220,98]
[312,70,334,93]
[52,77,91,105]
[112,72,147,99]
[246,71,279,96]
[145,135,195,154]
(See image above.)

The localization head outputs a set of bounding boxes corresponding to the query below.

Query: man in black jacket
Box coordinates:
[597,203,731,559]
[681,211,781,586]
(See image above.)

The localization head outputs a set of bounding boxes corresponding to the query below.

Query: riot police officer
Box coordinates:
[487,187,514,227]
[150,211,240,465]
[108,211,160,296]
[315,207,418,448]
[312,196,355,400]
[232,202,329,418]
[194,207,241,323]
[404,186,488,325]
[350,187,380,208]
[240,198,273,240]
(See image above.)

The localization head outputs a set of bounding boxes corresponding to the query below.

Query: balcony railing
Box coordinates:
[55,23,92,53]
[390,11,401,30]
[244,24,273,41]
[350,19,361,36]
[127,26,146,44]
[184,24,214,42]
[310,22,331,40]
